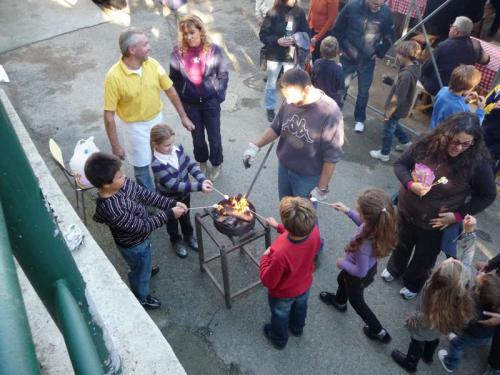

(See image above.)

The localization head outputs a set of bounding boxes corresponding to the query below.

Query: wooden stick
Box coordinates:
[245,207,267,221]
[188,205,218,211]
[212,186,229,199]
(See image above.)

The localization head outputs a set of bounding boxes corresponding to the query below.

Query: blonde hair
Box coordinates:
[150,124,175,149]
[345,189,397,258]
[279,197,316,237]
[449,65,481,93]
[421,258,474,334]
[178,15,210,53]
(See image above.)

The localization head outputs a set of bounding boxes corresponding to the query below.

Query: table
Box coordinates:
[473,37,500,94]
[388,0,427,18]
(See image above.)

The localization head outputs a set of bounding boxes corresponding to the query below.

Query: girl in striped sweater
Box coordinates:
[151,124,213,258]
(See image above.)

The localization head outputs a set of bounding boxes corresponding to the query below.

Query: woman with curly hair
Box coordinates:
[381,112,496,300]
[169,15,229,181]
[319,188,397,344]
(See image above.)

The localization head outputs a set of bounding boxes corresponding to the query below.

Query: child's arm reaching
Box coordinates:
[266,217,285,233]
[457,215,477,279]
[331,202,362,227]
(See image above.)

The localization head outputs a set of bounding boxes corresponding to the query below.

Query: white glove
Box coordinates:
[243,142,260,168]
[310,187,327,202]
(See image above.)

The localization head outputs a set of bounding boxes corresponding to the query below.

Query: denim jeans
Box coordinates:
[278,163,324,254]
[381,116,410,155]
[117,239,152,302]
[278,163,320,200]
[444,333,491,370]
[341,57,375,123]
[134,165,154,192]
[264,60,294,110]
[268,289,309,347]
[440,222,463,258]
[185,98,223,166]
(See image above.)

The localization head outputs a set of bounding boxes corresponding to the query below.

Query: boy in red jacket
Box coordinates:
[260,196,321,349]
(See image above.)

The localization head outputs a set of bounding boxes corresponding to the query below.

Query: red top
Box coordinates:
[260,224,321,298]
[308,0,339,40]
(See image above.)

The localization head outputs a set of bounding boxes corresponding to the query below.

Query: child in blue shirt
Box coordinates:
[429,64,485,129]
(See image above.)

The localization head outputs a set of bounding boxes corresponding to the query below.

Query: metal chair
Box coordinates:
[49,138,95,225]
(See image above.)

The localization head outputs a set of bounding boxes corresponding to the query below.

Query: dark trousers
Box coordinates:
[166,195,193,243]
[335,266,383,334]
[489,326,500,370]
[387,214,442,293]
[268,290,309,347]
[309,29,326,62]
[185,98,223,166]
[407,338,440,364]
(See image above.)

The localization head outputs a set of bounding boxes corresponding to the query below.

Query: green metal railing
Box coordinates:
[0,98,120,374]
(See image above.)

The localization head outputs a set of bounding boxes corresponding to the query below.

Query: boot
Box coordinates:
[391,339,423,372]
[422,339,439,364]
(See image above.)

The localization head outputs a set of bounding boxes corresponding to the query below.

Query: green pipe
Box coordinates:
[0,96,119,373]
[55,280,104,375]
[0,202,41,375]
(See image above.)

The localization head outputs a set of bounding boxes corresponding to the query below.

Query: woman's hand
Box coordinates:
[277,37,294,47]
[409,182,431,197]
[429,212,457,229]
[331,202,349,213]
[201,180,213,193]
[266,217,279,229]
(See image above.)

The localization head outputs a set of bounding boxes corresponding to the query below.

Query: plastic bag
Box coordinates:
[411,163,435,187]
[69,136,99,188]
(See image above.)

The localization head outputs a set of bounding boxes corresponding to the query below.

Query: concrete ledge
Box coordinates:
[0,88,185,374]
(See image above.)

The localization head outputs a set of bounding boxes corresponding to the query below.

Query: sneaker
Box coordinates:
[395,141,412,152]
[381,268,394,282]
[266,109,275,122]
[210,165,221,181]
[363,326,392,344]
[369,149,390,162]
[263,324,286,350]
[151,265,160,277]
[173,241,188,258]
[141,295,161,310]
[199,162,208,176]
[354,121,365,133]
[319,291,347,312]
[438,349,454,373]
[447,333,457,342]
[400,287,418,300]
[391,350,418,372]
[185,236,199,251]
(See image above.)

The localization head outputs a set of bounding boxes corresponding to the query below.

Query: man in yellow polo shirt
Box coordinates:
[104,27,195,191]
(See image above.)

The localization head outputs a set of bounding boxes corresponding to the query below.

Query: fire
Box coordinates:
[215,194,253,220]
[228,195,250,213]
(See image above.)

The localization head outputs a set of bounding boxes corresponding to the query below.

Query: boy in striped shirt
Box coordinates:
[85,152,187,310]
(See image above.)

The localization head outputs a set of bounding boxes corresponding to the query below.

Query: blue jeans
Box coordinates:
[117,240,152,302]
[381,116,410,155]
[444,333,491,370]
[278,163,324,254]
[278,163,320,200]
[268,290,309,347]
[341,57,375,123]
[441,222,463,258]
[264,61,294,110]
[134,165,154,192]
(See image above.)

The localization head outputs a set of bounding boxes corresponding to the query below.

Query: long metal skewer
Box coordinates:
[245,207,267,221]
[245,141,275,199]
[212,186,229,199]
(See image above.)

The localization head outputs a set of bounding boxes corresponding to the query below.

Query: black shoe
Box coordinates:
[391,350,417,372]
[185,236,199,251]
[173,241,188,258]
[141,295,161,310]
[263,324,286,350]
[266,109,275,122]
[289,327,303,337]
[363,326,392,344]
[151,265,160,277]
[319,291,347,312]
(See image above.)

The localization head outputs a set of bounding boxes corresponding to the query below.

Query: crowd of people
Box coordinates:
[81,0,500,373]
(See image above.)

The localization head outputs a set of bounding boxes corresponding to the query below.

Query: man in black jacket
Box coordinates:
[421,16,490,96]
[331,0,396,133]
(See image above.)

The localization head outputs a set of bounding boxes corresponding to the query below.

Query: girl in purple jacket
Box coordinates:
[319,188,397,343]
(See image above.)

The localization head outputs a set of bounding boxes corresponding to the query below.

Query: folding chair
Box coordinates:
[49,138,95,225]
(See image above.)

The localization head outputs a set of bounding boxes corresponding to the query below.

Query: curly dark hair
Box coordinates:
[345,189,397,258]
[412,112,491,179]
